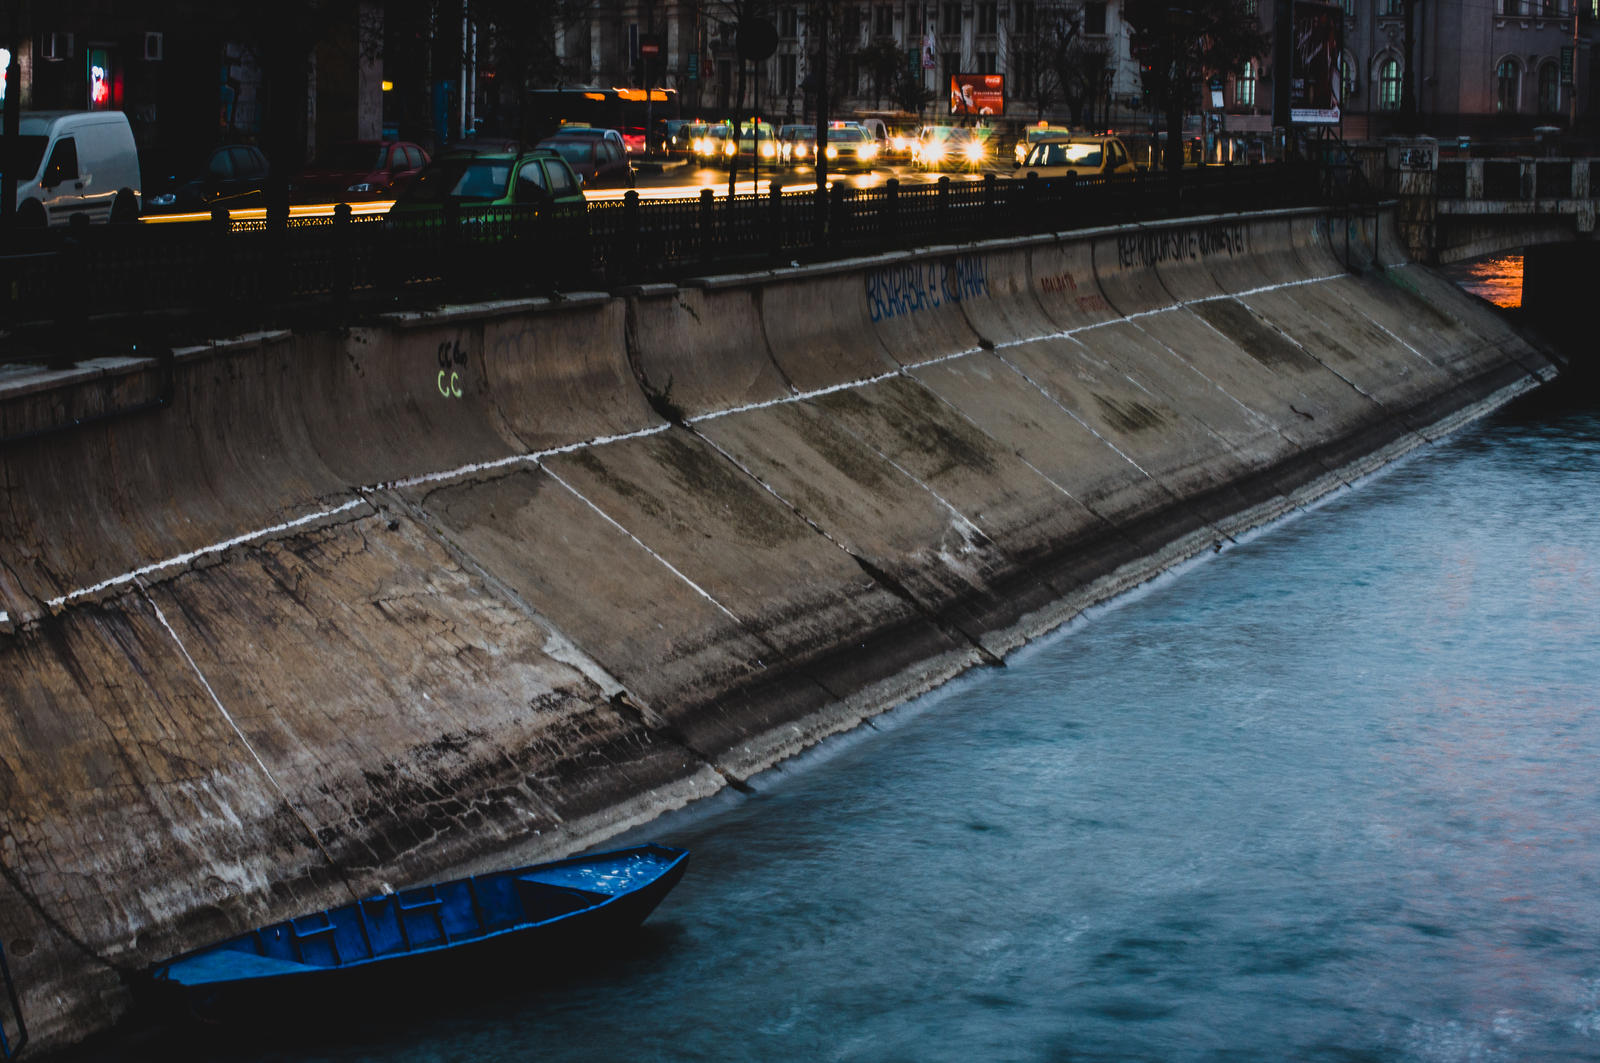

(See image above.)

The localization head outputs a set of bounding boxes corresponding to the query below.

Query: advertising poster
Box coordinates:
[1291,1,1342,125]
[949,73,1005,116]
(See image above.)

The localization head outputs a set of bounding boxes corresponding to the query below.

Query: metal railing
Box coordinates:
[0,163,1340,335]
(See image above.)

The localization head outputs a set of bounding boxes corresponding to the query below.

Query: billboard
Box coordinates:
[1290,1,1342,125]
[949,73,1005,117]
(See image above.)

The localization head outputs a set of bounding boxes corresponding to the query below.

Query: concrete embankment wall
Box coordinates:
[0,205,1555,1049]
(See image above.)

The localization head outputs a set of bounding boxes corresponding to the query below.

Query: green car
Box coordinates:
[390,148,586,213]
[387,149,590,285]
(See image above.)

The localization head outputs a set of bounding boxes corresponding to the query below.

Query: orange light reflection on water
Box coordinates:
[1448,253,1524,309]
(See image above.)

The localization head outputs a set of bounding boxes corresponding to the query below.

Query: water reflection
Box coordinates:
[1442,252,1524,309]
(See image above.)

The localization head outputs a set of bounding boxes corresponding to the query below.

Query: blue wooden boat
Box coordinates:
[144,843,687,1021]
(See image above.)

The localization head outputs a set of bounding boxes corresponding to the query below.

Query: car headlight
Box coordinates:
[861,144,879,159]
[927,145,946,162]
[825,144,838,160]
[891,136,909,151]
[963,142,986,162]
[760,142,776,158]
[795,144,808,159]
[724,141,736,156]
[150,192,177,207]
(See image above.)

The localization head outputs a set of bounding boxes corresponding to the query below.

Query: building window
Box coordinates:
[1084,1,1108,34]
[1498,0,1524,13]
[943,51,960,86]
[779,7,798,37]
[977,51,996,74]
[978,2,998,33]
[1015,51,1034,95]
[875,4,894,36]
[1017,1,1036,33]
[1236,59,1256,107]
[1379,58,1401,109]
[1383,0,1402,14]
[942,2,962,33]
[1496,58,1520,111]
[1538,60,1559,111]
[1241,0,1256,13]
[779,53,798,94]
[1339,54,1356,104]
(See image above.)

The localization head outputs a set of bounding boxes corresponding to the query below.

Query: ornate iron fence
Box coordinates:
[0,163,1336,334]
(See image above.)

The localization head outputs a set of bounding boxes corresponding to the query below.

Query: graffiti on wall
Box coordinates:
[1116,224,1249,270]
[866,256,990,323]
[436,338,468,398]
[1038,270,1111,314]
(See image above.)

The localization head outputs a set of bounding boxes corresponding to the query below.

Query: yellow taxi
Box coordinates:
[1013,134,1137,179]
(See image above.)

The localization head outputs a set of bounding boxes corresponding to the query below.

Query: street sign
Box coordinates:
[640,34,662,57]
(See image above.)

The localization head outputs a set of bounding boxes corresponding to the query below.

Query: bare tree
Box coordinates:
[1124,0,1264,171]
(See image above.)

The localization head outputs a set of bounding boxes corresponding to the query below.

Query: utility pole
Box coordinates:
[815,0,829,198]
[1272,0,1292,157]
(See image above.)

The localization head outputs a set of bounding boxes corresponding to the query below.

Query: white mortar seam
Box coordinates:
[47,498,370,609]
[537,463,742,624]
[990,272,1346,352]
[22,270,1401,614]
[140,577,353,898]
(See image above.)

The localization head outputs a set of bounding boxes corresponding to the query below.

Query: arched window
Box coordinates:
[1497,58,1520,113]
[1379,58,1401,110]
[1237,59,1256,107]
[1339,54,1356,106]
[1538,61,1560,113]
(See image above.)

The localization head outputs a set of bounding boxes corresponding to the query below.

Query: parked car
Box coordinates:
[884,125,919,162]
[913,125,989,171]
[388,148,588,259]
[8,110,142,225]
[777,124,816,165]
[535,134,636,188]
[1014,123,1072,165]
[729,121,780,166]
[819,123,880,172]
[660,119,696,155]
[294,140,429,202]
[1014,134,1137,179]
[617,125,649,155]
[146,144,271,214]
[546,125,628,155]
[691,123,730,163]
[390,148,586,212]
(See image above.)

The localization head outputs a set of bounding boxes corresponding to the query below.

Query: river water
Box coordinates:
[139,275,1600,1062]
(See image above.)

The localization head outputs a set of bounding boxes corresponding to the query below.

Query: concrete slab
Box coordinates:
[628,286,793,418]
[759,270,900,391]
[953,245,1060,347]
[541,427,978,773]
[1089,226,1180,316]
[482,298,666,449]
[864,250,988,364]
[1238,280,1462,420]
[1026,238,1121,333]
[404,464,790,771]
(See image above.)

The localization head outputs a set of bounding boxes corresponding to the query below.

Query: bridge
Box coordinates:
[1383,143,1600,263]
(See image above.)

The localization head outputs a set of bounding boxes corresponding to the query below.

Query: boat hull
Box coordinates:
[141,844,688,1024]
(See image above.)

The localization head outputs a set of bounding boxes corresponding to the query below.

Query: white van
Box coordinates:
[10,111,142,225]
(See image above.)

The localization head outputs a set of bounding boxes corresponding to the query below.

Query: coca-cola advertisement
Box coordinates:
[948,73,1005,117]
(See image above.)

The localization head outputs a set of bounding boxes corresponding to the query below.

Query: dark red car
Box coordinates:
[293,140,430,203]
[534,134,636,189]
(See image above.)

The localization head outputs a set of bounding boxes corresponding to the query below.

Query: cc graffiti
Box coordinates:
[436,338,468,398]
